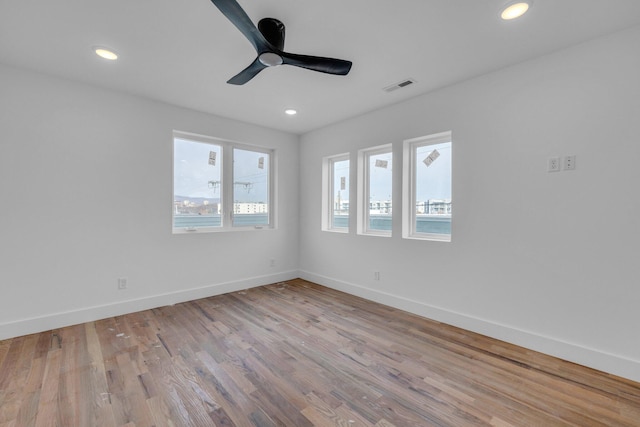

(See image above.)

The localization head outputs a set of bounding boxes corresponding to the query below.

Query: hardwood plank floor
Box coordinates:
[1,279,639,426]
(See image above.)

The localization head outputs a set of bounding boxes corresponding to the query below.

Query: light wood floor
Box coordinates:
[1,279,639,426]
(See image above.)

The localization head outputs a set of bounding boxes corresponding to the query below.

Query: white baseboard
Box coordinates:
[299,270,640,384]
[0,270,298,341]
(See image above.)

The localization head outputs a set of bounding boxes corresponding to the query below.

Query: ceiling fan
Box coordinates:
[209,0,353,85]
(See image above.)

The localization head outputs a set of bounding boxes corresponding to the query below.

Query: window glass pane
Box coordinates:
[233,148,269,226]
[415,141,452,235]
[173,138,222,229]
[332,158,349,229]
[368,151,392,232]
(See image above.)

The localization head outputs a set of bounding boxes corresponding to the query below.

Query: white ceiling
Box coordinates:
[2,0,640,134]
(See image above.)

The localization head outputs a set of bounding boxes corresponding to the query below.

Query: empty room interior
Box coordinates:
[1,0,640,425]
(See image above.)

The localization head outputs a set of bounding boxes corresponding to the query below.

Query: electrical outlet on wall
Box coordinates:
[117,277,128,290]
[547,157,561,172]
[563,155,576,170]
[373,271,380,281]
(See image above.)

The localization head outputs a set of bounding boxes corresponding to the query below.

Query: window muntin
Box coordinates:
[173,131,274,233]
[358,145,393,236]
[402,132,452,241]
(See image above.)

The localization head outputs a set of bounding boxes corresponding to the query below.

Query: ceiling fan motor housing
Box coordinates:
[258,18,285,50]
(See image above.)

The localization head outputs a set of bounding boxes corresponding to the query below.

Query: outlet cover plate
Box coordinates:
[548,157,561,172]
[563,155,576,170]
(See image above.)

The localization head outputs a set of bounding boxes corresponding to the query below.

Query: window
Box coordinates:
[402,131,452,241]
[173,137,223,230]
[173,131,274,233]
[322,154,350,232]
[233,148,270,227]
[357,145,393,236]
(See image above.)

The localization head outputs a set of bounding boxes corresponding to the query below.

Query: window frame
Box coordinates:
[402,131,452,242]
[321,153,350,233]
[357,144,393,237]
[172,130,275,234]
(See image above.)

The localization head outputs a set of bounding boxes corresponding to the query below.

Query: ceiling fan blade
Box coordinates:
[281,52,352,76]
[227,57,267,85]
[210,0,270,53]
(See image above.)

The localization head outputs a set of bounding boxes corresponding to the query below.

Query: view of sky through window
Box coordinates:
[415,141,452,203]
[174,138,221,200]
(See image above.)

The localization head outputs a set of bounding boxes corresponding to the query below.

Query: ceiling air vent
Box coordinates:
[383,78,417,93]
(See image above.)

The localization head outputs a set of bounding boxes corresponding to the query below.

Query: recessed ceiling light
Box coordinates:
[501,1,531,20]
[285,109,297,115]
[94,46,118,60]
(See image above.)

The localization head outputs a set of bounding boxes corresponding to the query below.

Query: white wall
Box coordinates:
[299,26,640,382]
[0,65,299,339]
